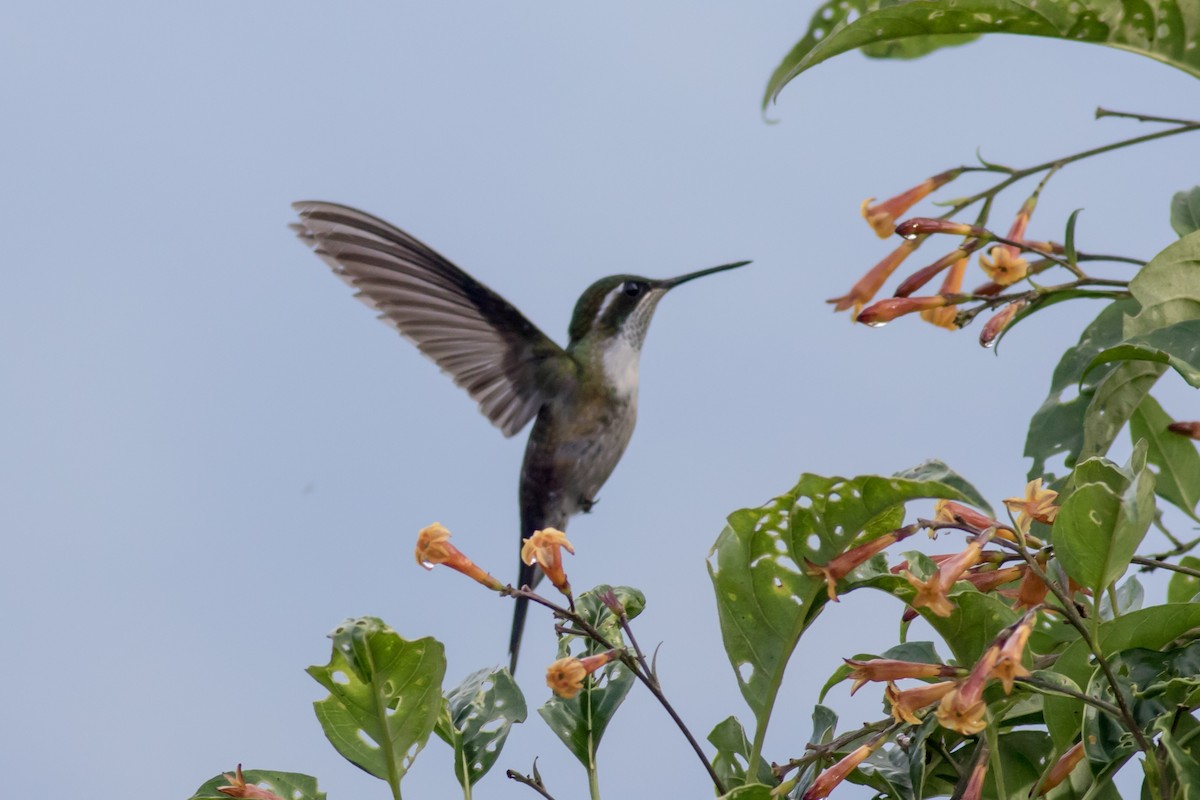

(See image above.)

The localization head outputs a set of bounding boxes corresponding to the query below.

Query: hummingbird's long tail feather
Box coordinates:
[507,559,541,673]
[509,496,564,674]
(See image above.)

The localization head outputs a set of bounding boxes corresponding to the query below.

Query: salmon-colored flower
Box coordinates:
[857,295,960,327]
[1035,742,1085,796]
[885,680,959,724]
[806,525,919,600]
[978,196,1036,286]
[802,737,887,800]
[415,523,504,590]
[902,533,992,618]
[895,241,979,298]
[961,757,988,800]
[844,657,959,694]
[894,218,985,239]
[1169,421,1200,439]
[936,646,1000,735]
[979,299,1027,348]
[921,257,970,330]
[1005,557,1049,610]
[545,650,617,699]
[861,169,962,238]
[991,610,1036,694]
[218,765,285,800]
[928,500,1033,545]
[522,528,575,597]
[963,564,1025,594]
[1003,478,1059,531]
[828,241,919,317]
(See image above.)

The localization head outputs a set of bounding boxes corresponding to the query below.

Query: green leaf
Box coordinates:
[787,705,839,799]
[1025,301,1137,480]
[893,459,993,515]
[1168,556,1200,603]
[708,470,975,750]
[1052,451,1156,595]
[190,770,326,800]
[537,585,642,769]
[717,785,776,800]
[1044,603,1200,750]
[990,731,1056,798]
[1087,320,1200,387]
[765,0,1200,108]
[1098,576,1145,621]
[1080,361,1166,462]
[1131,395,1200,520]
[1158,721,1200,799]
[306,617,445,791]
[435,667,527,789]
[708,716,776,789]
[1172,187,1200,237]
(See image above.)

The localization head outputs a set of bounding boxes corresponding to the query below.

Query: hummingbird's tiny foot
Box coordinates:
[580,497,599,513]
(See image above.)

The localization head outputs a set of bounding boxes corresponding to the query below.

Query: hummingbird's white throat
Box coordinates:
[601,337,641,399]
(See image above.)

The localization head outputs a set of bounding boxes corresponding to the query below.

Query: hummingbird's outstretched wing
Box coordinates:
[291,201,571,437]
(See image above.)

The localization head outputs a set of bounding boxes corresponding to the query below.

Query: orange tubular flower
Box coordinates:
[929,500,1035,546]
[861,169,962,238]
[545,650,617,699]
[806,525,919,601]
[964,564,1026,594]
[885,680,959,724]
[903,533,992,618]
[1168,421,1200,439]
[415,523,504,590]
[1036,743,1085,796]
[979,196,1036,286]
[895,242,977,298]
[856,295,959,327]
[921,257,969,330]
[218,765,285,800]
[828,241,919,317]
[522,528,575,597]
[991,610,1036,694]
[961,758,988,800]
[979,299,1027,348]
[936,645,1000,735]
[1003,478,1059,531]
[844,657,959,694]
[802,737,886,800]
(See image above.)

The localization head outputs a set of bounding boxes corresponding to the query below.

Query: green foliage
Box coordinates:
[435,667,527,790]
[306,617,446,796]
[709,716,776,789]
[1168,556,1200,602]
[189,770,326,800]
[765,0,1200,107]
[1171,187,1200,237]
[707,466,978,751]
[1052,448,1156,596]
[537,586,643,771]
[1131,395,1200,520]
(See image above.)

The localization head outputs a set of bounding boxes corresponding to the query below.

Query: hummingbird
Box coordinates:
[290,201,748,671]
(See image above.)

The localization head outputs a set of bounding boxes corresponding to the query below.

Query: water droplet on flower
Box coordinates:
[982,338,997,349]
[863,320,889,328]
[901,232,919,240]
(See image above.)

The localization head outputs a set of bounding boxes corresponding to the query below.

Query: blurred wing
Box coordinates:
[291,201,569,437]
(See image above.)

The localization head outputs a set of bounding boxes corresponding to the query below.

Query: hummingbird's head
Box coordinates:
[566,261,750,348]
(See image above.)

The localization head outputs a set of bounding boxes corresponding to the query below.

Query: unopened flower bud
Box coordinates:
[1169,421,1200,440]
[979,300,1026,348]
[894,218,986,239]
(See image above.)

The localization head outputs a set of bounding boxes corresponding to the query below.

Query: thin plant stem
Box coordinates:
[506,768,557,800]
[1132,555,1200,579]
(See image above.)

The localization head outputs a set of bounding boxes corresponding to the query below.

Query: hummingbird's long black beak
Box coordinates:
[658,260,751,290]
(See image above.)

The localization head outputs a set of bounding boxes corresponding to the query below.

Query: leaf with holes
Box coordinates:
[1025,301,1136,480]
[708,716,776,789]
[536,585,642,770]
[1053,448,1156,596]
[892,459,993,515]
[190,769,326,800]
[1044,603,1200,750]
[1172,187,1200,237]
[708,469,974,759]
[435,667,526,790]
[1131,395,1200,521]
[306,617,445,793]
[764,0,1200,108]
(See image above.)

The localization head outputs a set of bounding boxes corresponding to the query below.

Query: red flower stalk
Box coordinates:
[979,299,1026,348]
[828,241,919,317]
[806,524,919,601]
[861,169,962,238]
[1169,421,1200,440]
[856,295,960,327]
[894,218,986,239]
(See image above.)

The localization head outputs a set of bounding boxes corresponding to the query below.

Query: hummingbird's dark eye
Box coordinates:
[622,281,643,297]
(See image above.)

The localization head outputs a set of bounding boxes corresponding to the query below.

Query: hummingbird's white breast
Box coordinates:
[600,337,641,400]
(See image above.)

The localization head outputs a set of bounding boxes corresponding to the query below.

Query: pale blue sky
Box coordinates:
[4,3,1199,799]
